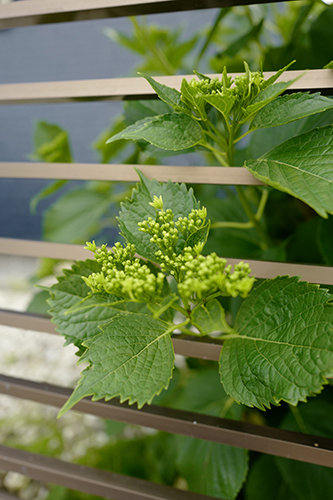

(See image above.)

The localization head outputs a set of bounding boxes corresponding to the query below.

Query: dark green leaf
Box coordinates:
[250,93,333,130]
[118,171,199,261]
[58,313,175,415]
[200,93,236,124]
[220,276,333,409]
[245,455,295,500]
[92,118,128,164]
[30,180,68,214]
[215,20,264,60]
[318,216,333,266]
[245,126,333,218]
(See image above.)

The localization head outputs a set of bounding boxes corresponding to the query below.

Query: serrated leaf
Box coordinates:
[118,171,199,261]
[180,78,207,120]
[107,113,205,151]
[47,260,147,349]
[220,276,333,409]
[245,126,333,218]
[192,299,231,335]
[58,313,175,415]
[138,73,190,114]
[250,93,333,130]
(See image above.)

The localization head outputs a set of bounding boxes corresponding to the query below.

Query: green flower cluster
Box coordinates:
[138,196,207,279]
[188,76,225,96]
[83,241,165,302]
[178,253,255,301]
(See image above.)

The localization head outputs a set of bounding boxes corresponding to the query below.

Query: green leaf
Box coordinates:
[31,121,73,163]
[92,118,128,164]
[107,113,205,151]
[124,99,172,125]
[245,455,295,500]
[118,171,199,261]
[324,61,333,70]
[27,290,51,316]
[200,93,236,124]
[245,125,333,218]
[191,299,231,335]
[173,370,248,500]
[138,73,190,114]
[250,93,333,130]
[220,276,333,409]
[177,437,248,500]
[58,313,175,415]
[47,260,147,350]
[274,398,333,500]
[185,220,210,250]
[180,78,207,120]
[43,186,112,243]
[30,180,68,215]
[243,79,298,122]
[215,19,264,60]
[318,216,333,266]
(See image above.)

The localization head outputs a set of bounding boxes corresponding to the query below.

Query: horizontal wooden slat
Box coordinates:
[0,163,263,185]
[0,309,222,361]
[1,238,333,285]
[0,70,332,105]
[1,374,333,467]
[0,443,216,500]
[0,0,293,30]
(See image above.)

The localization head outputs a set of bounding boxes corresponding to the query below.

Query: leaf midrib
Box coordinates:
[257,158,333,184]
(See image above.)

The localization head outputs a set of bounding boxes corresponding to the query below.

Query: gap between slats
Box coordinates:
[0,374,333,467]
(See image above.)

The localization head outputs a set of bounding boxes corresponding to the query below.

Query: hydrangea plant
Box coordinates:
[47,172,333,417]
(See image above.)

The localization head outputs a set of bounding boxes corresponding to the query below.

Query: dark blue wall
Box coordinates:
[0,10,217,240]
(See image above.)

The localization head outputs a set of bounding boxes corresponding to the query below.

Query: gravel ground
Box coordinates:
[0,255,109,498]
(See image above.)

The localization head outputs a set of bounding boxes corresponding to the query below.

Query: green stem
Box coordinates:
[165,319,190,336]
[171,302,190,318]
[255,188,269,222]
[288,405,310,434]
[211,220,254,229]
[236,186,271,247]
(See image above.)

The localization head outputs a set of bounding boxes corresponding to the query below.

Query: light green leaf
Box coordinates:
[262,61,296,89]
[220,276,333,409]
[250,93,333,130]
[185,220,210,250]
[118,170,199,261]
[138,73,190,114]
[43,186,112,243]
[47,260,147,350]
[58,313,175,415]
[107,113,205,151]
[180,78,207,120]
[242,79,298,122]
[192,299,232,335]
[31,121,73,163]
[124,99,172,124]
[245,125,333,218]
[200,93,236,124]
[30,180,68,215]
